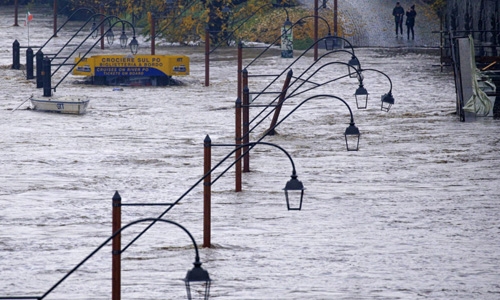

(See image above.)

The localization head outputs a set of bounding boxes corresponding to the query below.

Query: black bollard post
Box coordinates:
[42,56,52,97]
[26,47,34,80]
[36,51,44,88]
[12,40,20,69]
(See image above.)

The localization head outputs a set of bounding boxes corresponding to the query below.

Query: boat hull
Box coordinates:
[30,97,89,115]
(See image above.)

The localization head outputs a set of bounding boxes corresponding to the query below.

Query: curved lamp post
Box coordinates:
[0,218,211,300]
[322,35,361,77]
[240,93,360,161]
[269,94,361,151]
[203,136,305,247]
[207,137,305,211]
[232,93,358,207]
[116,135,305,252]
[286,60,367,109]
[358,68,395,112]
[88,18,139,53]
[240,36,361,107]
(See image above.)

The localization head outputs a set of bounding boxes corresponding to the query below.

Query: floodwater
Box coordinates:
[1,5,499,300]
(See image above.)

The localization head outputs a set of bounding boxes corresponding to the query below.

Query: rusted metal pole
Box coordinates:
[266,69,293,135]
[205,26,210,86]
[14,0,19,26]
[237,42,243,99]
[235,98,242,192]
[203,135,212,248]
[314,0,318,61]
[242,78,250,173]
[112,191,122,300]
[150,13,155,55]
[53,0,58,37]
[235,42,243,190]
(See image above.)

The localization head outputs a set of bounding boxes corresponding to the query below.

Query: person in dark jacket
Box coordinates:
[392,2,405,37]
[406,5,417,40]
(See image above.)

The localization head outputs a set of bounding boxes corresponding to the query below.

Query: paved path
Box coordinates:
[301,0,441,48]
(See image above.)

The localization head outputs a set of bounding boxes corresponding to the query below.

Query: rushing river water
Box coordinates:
[1,5,499,300]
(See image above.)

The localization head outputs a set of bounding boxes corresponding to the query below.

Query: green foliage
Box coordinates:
[2,0,346,47]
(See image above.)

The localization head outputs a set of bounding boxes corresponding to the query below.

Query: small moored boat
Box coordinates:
[30,96,90,115]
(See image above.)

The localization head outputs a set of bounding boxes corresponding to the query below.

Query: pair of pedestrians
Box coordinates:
[392,2,417,40]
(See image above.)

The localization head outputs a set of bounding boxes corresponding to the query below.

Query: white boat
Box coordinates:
[30,96,90,115]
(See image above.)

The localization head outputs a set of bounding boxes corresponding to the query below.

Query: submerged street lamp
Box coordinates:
[381,91,395,112]
[204,136,305,247]
[119,30,128,48]
[345,122,361,151]
[129,36,139,54]
[354,83,369,109]
[207,137,306,211]
[284,173,305,210]
[0,216,212,300]
[184,261,212,300]
[106,28,115,45]
[324,34,343,50]
[348,55,361,77]
[358,68,395,112]
[90,20,99,38]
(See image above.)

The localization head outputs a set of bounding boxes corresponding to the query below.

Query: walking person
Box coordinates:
[406,5,417,40]
[392,2,404,37]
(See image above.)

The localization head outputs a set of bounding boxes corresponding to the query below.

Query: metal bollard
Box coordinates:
[42,56,52,97]
[12,40,20,69]
[26,47,34,79]
[36,51,44,88]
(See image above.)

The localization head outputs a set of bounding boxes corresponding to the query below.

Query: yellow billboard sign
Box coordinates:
[73,54,189,78]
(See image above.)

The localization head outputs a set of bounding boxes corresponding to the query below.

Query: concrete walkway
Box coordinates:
[301,0,441,48]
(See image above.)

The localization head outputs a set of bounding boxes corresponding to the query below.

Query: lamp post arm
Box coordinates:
[37,7,95,54]
[243,61,359,140]
[358,68,393,93]
[121,140,298,253]
[247,36,356,106]
[286,60,362,99]
[38,218,200,299]
[210,141,298,185]
[269,94,356,133]
[53,19,136,91]
[318,49,361,68]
